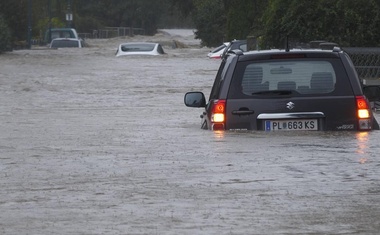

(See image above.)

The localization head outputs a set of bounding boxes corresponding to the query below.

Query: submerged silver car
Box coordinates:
[115,42,165,57]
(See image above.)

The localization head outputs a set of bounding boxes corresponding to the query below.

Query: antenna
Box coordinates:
[285,35,290,52]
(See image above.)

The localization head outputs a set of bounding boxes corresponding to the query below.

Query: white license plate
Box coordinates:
[265,119,318,131]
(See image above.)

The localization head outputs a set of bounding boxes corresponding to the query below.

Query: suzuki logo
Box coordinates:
[286,101,295,110]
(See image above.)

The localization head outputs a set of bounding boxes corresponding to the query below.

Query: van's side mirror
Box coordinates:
[184,92,206,107]
[363,85,380,102]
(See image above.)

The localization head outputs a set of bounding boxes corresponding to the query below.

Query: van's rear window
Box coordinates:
[228,58,351,98]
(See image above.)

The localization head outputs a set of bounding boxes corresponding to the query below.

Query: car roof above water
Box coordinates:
[115,42,165,57]
[232,48,343,61]
[50,38,83,48]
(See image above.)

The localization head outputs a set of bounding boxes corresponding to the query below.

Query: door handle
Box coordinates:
[232,110,254,115]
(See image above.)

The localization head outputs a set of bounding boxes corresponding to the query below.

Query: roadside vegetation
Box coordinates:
[0,16,12,53]
[1,0,380,52]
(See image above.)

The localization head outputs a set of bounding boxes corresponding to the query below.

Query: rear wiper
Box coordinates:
[252,90,293,95]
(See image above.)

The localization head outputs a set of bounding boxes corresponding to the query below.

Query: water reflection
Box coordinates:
[355,132,369,163]
[213,130,225,139]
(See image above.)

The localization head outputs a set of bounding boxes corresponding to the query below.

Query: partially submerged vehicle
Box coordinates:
[185,45,380,131]
[208,40,248,59]
[50,38,84,48]
[44,28,79,44]
[207,43,229,59]
[115,42,165,57]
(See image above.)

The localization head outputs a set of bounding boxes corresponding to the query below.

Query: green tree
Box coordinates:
[168,0,194,17]
[189,0,267,47]
[224,0,252,40]
[163,0,194,28]
[192,0,227,47]
[261,0,380,48]
[335,0,380,46]
[0,0,28,42]
[0,15,12,52]
[224,0,267,41]
[74,0,166,35]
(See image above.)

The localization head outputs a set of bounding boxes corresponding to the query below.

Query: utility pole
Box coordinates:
[66,0,73,28]
[48,0,52,43]
[27,0,32,49]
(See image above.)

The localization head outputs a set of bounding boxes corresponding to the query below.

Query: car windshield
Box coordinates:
[235,60,338,96]
[121,44,155,52]
[51,40,80,48]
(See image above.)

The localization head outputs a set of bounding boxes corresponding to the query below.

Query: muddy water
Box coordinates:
[1,33,380,235]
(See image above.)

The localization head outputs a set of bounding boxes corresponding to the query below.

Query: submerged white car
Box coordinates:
[207,42,229,59]
[50,38,84,48]
[115,42,165,57]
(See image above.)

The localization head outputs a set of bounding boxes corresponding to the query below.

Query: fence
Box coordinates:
[77,27,145,39]
[94,27,145,39]
[292,40,380,81]
[343,47,380,80]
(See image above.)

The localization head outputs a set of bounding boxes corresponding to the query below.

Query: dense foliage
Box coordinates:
[261,0,380,48]
[0,0,193,48]
[192,0,380,47]
[1,0,380,49]
[0,15,12,53]
[0,0,28,50]
[73,0,169,35]
[192,0,226,46]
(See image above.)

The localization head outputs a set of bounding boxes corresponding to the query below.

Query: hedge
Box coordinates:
[0,16,12,53]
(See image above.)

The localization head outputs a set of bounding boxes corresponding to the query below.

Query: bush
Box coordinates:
[0,16,12,53]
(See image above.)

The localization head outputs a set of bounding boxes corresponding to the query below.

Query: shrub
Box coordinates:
[0,16,12,53]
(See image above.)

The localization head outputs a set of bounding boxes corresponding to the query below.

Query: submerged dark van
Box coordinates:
[184,47,380,131]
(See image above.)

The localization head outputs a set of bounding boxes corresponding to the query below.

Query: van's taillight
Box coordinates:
[211,100,226,130]
[356,96,370,118]
[356,96,372,130]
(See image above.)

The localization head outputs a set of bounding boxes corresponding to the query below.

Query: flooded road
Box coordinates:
[1,31,380,234]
